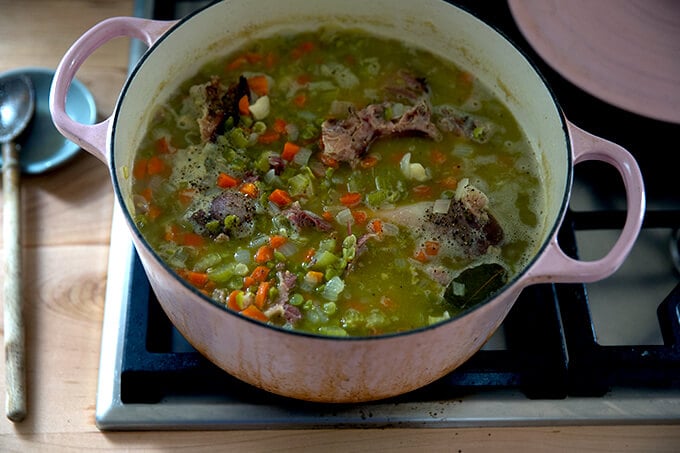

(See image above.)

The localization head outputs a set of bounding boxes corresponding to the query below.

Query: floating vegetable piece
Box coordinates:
[444,263,508,310]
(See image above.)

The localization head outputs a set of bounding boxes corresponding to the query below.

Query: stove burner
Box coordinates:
[671,229,680,276]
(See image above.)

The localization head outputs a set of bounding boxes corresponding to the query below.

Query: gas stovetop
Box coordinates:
[95,0,680,430]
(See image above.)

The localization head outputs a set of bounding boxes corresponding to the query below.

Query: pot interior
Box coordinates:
[112,0,570,296]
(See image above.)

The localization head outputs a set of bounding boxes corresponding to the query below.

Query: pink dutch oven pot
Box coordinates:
[50,0,645,402]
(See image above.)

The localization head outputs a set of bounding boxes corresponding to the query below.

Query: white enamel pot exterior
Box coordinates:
[50,0,645,402]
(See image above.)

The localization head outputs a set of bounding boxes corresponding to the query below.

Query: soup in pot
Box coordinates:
[129,28,545,336]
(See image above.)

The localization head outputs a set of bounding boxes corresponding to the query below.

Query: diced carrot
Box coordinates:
[247,75,269,96]
[239,182,259,198]
[339,192,362,207]
[414,249,429,263]
[147,155,166,176]
[440,176,458,190]
[227,55,247,71]
[140,187,153,202]
[250,265,271,283]
[351,210,367,224]
[431,149,447,165]
[296,74,311,85]
[178,188,197,205]
[304,271,324,285]
[217,172,239,188]
[424,240,440,256]
[322,210,334,221]
[227,290,242,311]
[292,93,307,107]
[319,153,339,168]
[360,155,379,168]
[241,305,269,322]
[238,95,250,116]
[303,248,316,263]
[186,271,209,287]
[243,276,256,289]
[272,118,287,134]
[371,219,383,235]
[412,184,432,197]
[147,205,162,220]
[182,232,205,247]
[291,41,315,59]
[255,281,270,309]
[244,52,263,64]
[281,141,301,161]
[156,136,171,154]
[254,245,274,264]
[268,189,292,207]
[264,52,277,68]
[269,235,288,249]
[459,70,474,85]
[164,224,180,242]
[299,41,315,53]
[258,130,281,144]
[132,159,147,180]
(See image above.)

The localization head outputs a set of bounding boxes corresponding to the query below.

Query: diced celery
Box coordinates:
[366,190,387,207]
[288,173,310,197]
[312,250,338,269]
[207,262,234,283]
[228,127,250,148]
[300,123,319,141]
[318,238,336,252]
[193,253,222,272]
[233,263,249,276]
[317,326,348,337]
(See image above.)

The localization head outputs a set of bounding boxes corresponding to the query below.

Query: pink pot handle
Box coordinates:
[49,17,176,164]
[525,121,645,284]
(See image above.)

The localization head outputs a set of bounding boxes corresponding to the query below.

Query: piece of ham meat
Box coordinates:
[379,179,504,260]
[195,75,249,143]
[321,99,441,168]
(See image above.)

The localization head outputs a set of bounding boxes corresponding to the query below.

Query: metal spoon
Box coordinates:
[0,73,35,422]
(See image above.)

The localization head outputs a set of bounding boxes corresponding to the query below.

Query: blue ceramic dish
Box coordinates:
[0,67,96,174]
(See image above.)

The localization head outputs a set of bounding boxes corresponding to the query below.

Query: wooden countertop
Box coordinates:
[0,1,678,451]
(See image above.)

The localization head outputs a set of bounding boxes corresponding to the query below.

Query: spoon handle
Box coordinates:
[2,140,26,422]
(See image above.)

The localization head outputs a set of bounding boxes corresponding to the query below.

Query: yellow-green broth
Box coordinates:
[130,28,544,336]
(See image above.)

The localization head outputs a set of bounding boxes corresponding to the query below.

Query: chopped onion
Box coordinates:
[233,248,251,264]
[293,147,312,166]
[263,168,282,186]
[455,178,470,200]
[277,240,298,257]
[285,123,299,141]
[322,276,345,301]
[432,198,452,214]
[409,162,429,181]
[335,208,354,226]
[400,152,411,177]
[381,222,400,236]
[248,95,270,120]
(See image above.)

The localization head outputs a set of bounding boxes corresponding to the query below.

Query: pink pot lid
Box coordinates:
[509,0,680,125]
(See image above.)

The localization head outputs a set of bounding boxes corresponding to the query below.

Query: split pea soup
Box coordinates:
[129,28,545,336]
